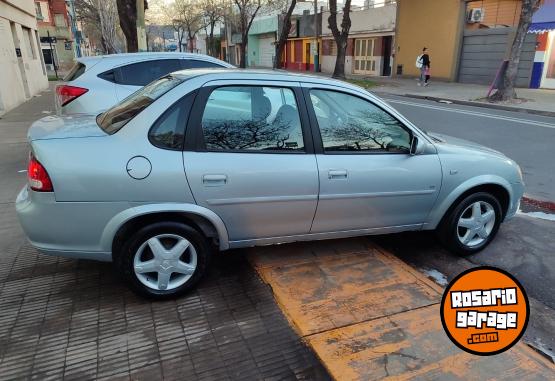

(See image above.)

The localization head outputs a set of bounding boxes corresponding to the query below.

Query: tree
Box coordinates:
[200,0,225,57]
[234,0,262,68]
[116,0,148,52]
[75,0,119,54]
[328,0,352,79]
[274,0,296,69]
[159,2,186,51]
[489,0,541,101]
[174,0,206,52]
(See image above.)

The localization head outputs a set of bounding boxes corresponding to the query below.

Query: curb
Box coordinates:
[398,94,555,118]
[522,196,555,212]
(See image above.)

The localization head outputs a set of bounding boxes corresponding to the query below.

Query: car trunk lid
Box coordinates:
[28,114,107,141]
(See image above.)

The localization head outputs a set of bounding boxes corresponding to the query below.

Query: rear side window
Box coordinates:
[118,59,182,86]
[185,60,225,69]
[200,86,305,152]
[149,92,195,150]
[97,75,183,134]
[64,62,86,81]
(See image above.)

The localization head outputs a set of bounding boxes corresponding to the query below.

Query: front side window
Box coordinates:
[118,59,182,86]
[310,89,411,153]
[97,75,183,134]
[200,86,304,152]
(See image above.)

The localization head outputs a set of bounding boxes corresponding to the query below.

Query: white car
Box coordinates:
[56,52,234,115]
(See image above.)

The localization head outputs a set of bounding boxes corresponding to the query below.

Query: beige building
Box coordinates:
[321,2,397,76]
[0,0,48,116]
[393,0,465,81]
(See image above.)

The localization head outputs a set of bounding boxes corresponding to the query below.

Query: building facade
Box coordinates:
[0,0,48,115]
[281,10,321,72]
[247,16,278,68]
[529,0,555,89]
[320,2,396,76]
[36,0,76,71]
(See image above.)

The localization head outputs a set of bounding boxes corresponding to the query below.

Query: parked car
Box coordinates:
[55,52,234,115]
[17,70,524,298]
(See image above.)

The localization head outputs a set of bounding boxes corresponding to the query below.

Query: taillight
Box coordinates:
[28,154,53,192]
[56,85,88,107]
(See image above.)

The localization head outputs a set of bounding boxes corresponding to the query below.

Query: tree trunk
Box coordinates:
[274,0,297,69]
[489,0,540,101]
[239,41,247,68]
[116,0,138,52]
[333,38,347,79]
[189,36,195,52]
[328,0,351,79]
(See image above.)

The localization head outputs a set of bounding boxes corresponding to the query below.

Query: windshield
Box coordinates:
[97,75,183,134]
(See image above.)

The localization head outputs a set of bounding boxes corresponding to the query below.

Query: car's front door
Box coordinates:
[304,86,442,233]
[183,81,319,242]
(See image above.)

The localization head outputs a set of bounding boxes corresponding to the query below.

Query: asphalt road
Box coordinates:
[379,94,555,202]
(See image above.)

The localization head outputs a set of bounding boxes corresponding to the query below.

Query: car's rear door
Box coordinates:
[182,80,319,243]
[303,84,442,233]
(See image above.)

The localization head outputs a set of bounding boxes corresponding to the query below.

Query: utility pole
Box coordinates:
[313,0,318,72]
[67,0,81,57]
[136,0,147,52]
[162,31,166,52]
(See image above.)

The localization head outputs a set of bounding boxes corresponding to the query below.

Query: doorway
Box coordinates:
[353,38,378,75]
[382,36,392,76]
[541,31,555,89]
[305,42,311,71]
[10,22,30,98]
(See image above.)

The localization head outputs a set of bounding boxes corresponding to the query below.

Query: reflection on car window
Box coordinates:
[97,75,183,134]
[310,90,411,153]
[118,59,182,86]
[201,86,304,152]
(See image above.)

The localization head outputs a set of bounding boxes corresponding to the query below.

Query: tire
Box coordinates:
[437,192,502,256]
[115,221,212,299]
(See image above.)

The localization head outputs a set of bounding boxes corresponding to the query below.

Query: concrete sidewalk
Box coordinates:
[248,239,555,380]
[360,76,555,116]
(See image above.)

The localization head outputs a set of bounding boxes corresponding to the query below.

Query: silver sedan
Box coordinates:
[16,69,524,298]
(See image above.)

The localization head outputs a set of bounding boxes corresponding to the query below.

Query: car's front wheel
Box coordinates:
[115,221,211,299]
[438,192,502,256]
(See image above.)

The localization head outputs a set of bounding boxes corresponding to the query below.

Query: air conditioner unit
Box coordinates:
[467,8,484,23]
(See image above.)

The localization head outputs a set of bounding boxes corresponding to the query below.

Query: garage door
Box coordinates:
[258,36,275,68]
[458,28,535,87]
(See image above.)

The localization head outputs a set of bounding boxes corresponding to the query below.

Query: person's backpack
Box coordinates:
[416,54,423,69]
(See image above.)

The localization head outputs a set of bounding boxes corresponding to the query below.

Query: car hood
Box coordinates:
[427,132,505,157]
[28,114,107,141]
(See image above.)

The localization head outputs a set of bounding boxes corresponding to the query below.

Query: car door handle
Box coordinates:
[203,174,227,186]
[328,170,348,179]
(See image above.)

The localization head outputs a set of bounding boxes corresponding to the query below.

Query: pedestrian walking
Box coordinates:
[416,47,431,86]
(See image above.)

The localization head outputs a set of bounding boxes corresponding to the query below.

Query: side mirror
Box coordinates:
[410,136,419,155]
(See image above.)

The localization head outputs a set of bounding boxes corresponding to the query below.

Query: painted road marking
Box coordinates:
[385,98,555,129]
[248,238,555,379]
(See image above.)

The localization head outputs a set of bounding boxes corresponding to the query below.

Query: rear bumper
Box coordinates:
[15,186,128,262]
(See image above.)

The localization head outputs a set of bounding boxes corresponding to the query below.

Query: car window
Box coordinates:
[64,62,86,81]
[310,89,411,153]
[118,59,182,86]
[149,92,195,150]
[186,59,225,69]
[97,75,183,134]
[200,86,304,152]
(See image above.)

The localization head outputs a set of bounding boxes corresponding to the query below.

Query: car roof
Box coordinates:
[78,52,233,66]
[171,68,365,92]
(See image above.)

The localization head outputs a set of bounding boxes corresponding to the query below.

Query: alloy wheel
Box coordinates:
[133,234,197,291]
[456,201,496,248]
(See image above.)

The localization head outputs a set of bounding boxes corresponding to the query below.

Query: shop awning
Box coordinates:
[529,0,555,33]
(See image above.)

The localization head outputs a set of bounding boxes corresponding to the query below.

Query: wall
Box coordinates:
[394,0,464,80]
[0,0,48,115]
[458,28,536,86]
[248,17,278,67]
[320,4,396,36]
[466,0,521,29]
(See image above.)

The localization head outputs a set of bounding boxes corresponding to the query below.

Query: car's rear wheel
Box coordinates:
[437,192,502,256]
[115,222,211,299]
